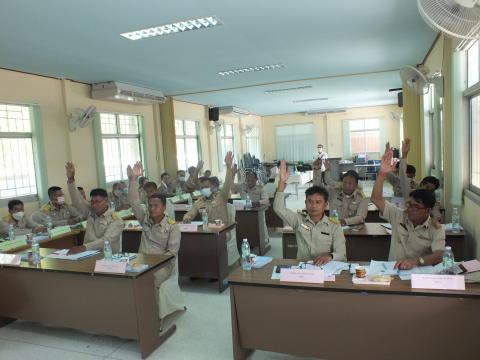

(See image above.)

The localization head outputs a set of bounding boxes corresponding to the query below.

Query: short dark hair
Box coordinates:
[209,176,220,187]
[148,193,167,206]
[143,181,157,191]
[246,171,257,179]
[177,170,185,175]
[77,186,84,191]
[199,176,211,184]
[48,186,62,198]
[90,188,108,198]
[406,164,416,175]
[305,185,329,202]
[341,170,359,184]
[409,189,436,209]
[161,172,170,180]
[139,176,147,186]
[8,199,23,210]
[420,176,440,190]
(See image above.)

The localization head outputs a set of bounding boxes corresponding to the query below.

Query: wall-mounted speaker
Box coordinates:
[209,107,219,121]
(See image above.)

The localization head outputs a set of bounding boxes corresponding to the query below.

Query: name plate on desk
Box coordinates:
[174,204,188,211]
[179,223,199,232]
[94,260,127,274]
[0,254,21,266]
[49,225,71,238]
[280,269,324,284]
[232,200,246,210]
[116,209,133,219]
[411,274,465,290]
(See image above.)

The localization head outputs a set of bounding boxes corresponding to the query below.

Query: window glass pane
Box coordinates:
[0,104,31,133]
[175,120,184,136]
[468,41,479,88]
[184,120,197,136]
[185,138,199,168]
[102,138,122,183]
[364,118,379,130]
[350,131,366,154]
[275,124,313,162]
[364,130,380,152]
[471,95,480,189]
[118,114,139,135]
[100,113,117,134]
[0,138,37,198]
[225,124,233,137]
[349,120,365,131]
[176,139,186,170]
[119,138,141,179]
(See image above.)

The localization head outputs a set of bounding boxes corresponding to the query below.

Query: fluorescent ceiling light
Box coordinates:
[120,16,223,40]
[292,97,328,103]
[218,63,284,76]
[265,85,312,94]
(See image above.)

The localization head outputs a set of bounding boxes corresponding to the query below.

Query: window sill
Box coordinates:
[464,188,480,207]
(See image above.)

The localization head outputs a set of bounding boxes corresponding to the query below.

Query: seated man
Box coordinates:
[371,145,445,270]
[65,162,124,254]
[313,159,368,226]
[1,199,46,237]
[203,169,212,178]
[138,176,148,203]
[143,181,158,201]
[231,171,269,207]
[158,172,176,197]
[32,186,82,227]
[109,182,130,211]
[128,162,185,321]
[185,161,204,192]
[399,138,442,222]
[171,170,188,193]
[274,160,346,264]
[386,162,402,197]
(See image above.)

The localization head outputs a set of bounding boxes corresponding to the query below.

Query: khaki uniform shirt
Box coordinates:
[381,201,445,261]
[183,167,233,224]
[109,192,130,210]
[231,183,269,206]
[32,202,82,227]
[68,182,124,252]
[386,172,402,197]
[158,182,175,197]
[1,214,41,237]
[129,178,180,277]
[274,192,346,262]
[171,179,188,193]
[313,169,368,225]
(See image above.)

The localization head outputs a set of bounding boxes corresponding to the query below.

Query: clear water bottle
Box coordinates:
[46,216,53,236]
[8,224,15,241]
[330,209,340,224]
[110,201,116,211]
[176,186,182,196]
[201,210,209,231]
[103,240,113,260]
[245,194,252,209]
[442,246,455,274]
[241,238,252,271]
[451,208,460,233]
[31,237,41,265]
[187,195,193,206]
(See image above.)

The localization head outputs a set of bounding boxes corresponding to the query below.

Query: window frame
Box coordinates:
[217,123,235,169]
[93,112,147,188]
[346,118,381,155]
[244,126,261,160]
[175,119,202,171]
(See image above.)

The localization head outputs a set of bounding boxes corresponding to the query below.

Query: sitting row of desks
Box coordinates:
[228,258,480,360]
[279,223,467,261]
[0,248,174,359]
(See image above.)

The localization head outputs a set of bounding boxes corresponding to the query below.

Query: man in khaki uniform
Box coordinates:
[386,166,403,197]
[65,162,124,254]
[231,171,269,207]
[128,161,184,320]
[1,199,46,237]
[313,159,368,226]
[371,145,445,269]
[32,186,83,227]
[171,170,188,193]
[274,160,346,264]
[109,182,130,211]
[158,172,176,197]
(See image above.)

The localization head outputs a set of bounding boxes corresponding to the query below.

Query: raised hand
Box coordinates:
[225,151,234,168]
[65,162,75,181]
[197,159,204,170]
[312,158,321,170]
[380,147,397,174]
[401,138,411,159]
[279,160,289,183]
[232,164,238,176]
[132,161,143,179]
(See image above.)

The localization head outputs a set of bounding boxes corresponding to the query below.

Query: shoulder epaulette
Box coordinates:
[41,204,50,212]
[431,219,442,230]
[328,217,340,225]
[167,218,176,225]
[2,214,12,222]
[111,212,120,220]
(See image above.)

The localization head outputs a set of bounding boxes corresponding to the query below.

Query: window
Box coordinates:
[175,119,201,170]
[245,126,261,159]
[467,40,479,88]
[218,123,235,168]
[0,104,38,199]
[275,123,313,162]
[348,119,380,154]
[98,113,143,183]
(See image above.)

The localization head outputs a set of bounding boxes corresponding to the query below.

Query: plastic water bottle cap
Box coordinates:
[445,246,451,250]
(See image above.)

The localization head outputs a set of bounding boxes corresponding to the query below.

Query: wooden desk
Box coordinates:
[279,223,467,261]
[0,249,175,359]
[235,206,270,255]
[228,259,480,360]
[4,230,83,254]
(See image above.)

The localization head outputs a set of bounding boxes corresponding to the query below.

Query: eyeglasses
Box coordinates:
[405,201,426,211]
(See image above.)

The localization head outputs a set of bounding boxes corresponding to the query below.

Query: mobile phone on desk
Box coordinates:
[275,265,291,273]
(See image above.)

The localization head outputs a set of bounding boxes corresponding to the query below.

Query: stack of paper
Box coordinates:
[251,256,272,268]
[47,249,99,261]
[352,274,392,286]
[368,260,398,276]
[398,263,444,280]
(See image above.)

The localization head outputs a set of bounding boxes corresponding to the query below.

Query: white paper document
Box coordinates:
[369,260,398,276]
[47,249,99,260]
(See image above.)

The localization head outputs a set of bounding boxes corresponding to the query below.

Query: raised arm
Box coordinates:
[186,160,204,191]
[371,145,397,213]
[273,160,300,228]
[312,158,322,186]
[66,162,90,218]
[398,138,413,200]
[127,162,146,223]
[220,151,234,200]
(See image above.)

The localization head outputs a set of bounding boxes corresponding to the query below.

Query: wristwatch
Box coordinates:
[418,256,425,266]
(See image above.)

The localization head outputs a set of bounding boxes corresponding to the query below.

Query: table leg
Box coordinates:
[230,287,253,360]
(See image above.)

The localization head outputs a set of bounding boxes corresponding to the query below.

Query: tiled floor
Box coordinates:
[0,181,389,360]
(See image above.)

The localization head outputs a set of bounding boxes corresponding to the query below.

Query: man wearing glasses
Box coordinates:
[371,145,445,270]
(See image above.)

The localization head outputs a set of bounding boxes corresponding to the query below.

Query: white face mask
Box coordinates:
[57,196,65,205]
[114,189,122,196]
[12,211,24,221]
[200,188,212,198]
[179,176,186,182]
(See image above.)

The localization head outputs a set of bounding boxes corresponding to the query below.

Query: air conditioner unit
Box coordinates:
[91,81,166,104]
[305,108,346,115]
[218,106,250,116]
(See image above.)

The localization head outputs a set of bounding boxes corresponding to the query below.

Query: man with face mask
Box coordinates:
[127,161,185,322]
[182,152,234,225]
[109,182,130,211]
[32,186,83,227]
[371,145,445,270]
[1,199,46,238]
[171,170,188,193]
[65,162,124,254]
[231,170,269,207]
[274,160,346,264]
[313,159,368,226]
[315,144,328,186]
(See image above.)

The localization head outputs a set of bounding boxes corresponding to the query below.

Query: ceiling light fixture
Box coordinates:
[218,63,284,76]
[292,97,328,103]
[120,16,223,40]
[265,85,312,94]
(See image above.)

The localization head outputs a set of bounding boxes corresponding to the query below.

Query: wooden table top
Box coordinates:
[227,259,480,298]
[1,248,173,278]
[180,222,236,234]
